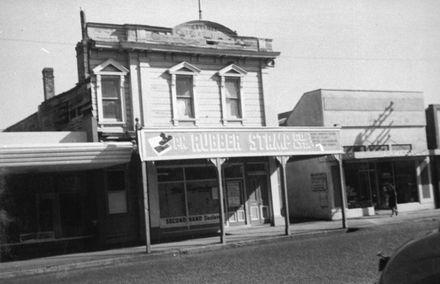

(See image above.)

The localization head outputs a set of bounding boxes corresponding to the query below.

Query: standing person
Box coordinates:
[386,183,398,217]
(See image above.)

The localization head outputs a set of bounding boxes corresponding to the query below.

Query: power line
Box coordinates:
[278,55,440,62]
[0,37,75,46]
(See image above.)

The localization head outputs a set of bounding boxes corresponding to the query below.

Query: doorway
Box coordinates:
[225,180,246,225]
[247,173,270,225]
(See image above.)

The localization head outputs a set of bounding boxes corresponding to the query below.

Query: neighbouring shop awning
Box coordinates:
[0,142,133,173]
[343,150,430,160]
[137,127,342,161]
[429,149,440,156]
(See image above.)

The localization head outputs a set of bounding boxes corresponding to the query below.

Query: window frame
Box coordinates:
[93,59,129,125]
[168,62,201,126]
[175,75,195,120]
[218,64,247,125]
[105,169,128,215]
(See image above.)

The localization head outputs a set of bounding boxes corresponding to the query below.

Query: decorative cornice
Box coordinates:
[92,41,280,59]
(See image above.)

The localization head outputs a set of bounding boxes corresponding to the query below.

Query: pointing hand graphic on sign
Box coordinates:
[149,132,173,155]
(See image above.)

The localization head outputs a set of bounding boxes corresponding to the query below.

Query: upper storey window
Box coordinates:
[218,64,247,125]
[176,75,194,119]
[93,59,129,124]
[169,62,201,126]
[101,77,122,120]
[225,77,241,118]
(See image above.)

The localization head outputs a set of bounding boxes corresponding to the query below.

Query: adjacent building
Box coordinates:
[426,104,440,207]
[282,89,435,220]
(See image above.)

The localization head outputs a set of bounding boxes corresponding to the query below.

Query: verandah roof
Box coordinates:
[0,142,133,173]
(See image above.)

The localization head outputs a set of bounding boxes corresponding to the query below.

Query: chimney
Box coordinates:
[42,67,55,101]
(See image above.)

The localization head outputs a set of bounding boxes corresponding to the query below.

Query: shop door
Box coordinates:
[247,175,270,225]
[376,162,395,209]
[225,181,246,225]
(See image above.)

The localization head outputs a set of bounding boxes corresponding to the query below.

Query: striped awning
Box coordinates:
[0,142,133,173]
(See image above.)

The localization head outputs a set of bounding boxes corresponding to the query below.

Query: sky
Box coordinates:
[1,0,440,130]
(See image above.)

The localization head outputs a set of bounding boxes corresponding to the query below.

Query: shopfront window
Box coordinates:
[345,161,419,209]
[187,181,219,215]
[157,165,219,228]
[4,173,89,245]
[158,183,185,218]
[344,163,374,208]
[393,161,418,203]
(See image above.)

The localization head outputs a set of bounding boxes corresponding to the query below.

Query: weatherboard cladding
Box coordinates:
[145,63,264,127]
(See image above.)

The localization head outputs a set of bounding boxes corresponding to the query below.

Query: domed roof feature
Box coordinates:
[174,20,237,40]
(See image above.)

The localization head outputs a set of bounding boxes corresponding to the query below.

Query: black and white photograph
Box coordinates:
[1,1,440,283]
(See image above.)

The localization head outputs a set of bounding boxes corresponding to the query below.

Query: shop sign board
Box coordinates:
[160,213,219,228]
[138,128,341,161]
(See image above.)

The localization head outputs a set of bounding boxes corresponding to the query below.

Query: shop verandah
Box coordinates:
[137,127,343,252]
[0,128,344,260]
[0,132,133,261]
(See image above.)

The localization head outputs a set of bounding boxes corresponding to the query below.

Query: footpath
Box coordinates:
[1,208,439,279]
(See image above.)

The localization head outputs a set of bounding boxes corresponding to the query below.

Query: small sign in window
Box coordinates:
[311,173,328,192]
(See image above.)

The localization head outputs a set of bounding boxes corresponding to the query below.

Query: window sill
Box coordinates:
[222,118,244,126]
[224,118,243,122]
[100,121,126,125]
[173,118,198,126]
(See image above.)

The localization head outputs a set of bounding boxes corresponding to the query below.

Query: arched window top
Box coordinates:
[168,61,201,75]
[218,64,247,77]
[93,59,129,75]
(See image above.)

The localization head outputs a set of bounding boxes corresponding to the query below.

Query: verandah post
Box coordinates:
[210,157,226,244]
[276,156,291,236]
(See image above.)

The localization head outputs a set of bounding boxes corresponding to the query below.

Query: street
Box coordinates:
[7,217,440,284]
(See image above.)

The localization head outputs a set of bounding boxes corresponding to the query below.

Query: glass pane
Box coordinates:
[245,163,266,173]
[107,171,125,191]
[226,99,241,118]
[226,181,242,207]
[185,166,216,180]
[159,183,186,218]
[38,198,54,232]
[177,97,194,118]
[393,161,418,203]
[108,191,127,214]
[225,78,239,99]
[176,76,193,98]
[60,193,84,236]
[187,181,219,215]
[224,165,243,178]
[103,100,122,120]
[344,164,360,208]
[157,168,184,182]
[102,77,120,98]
